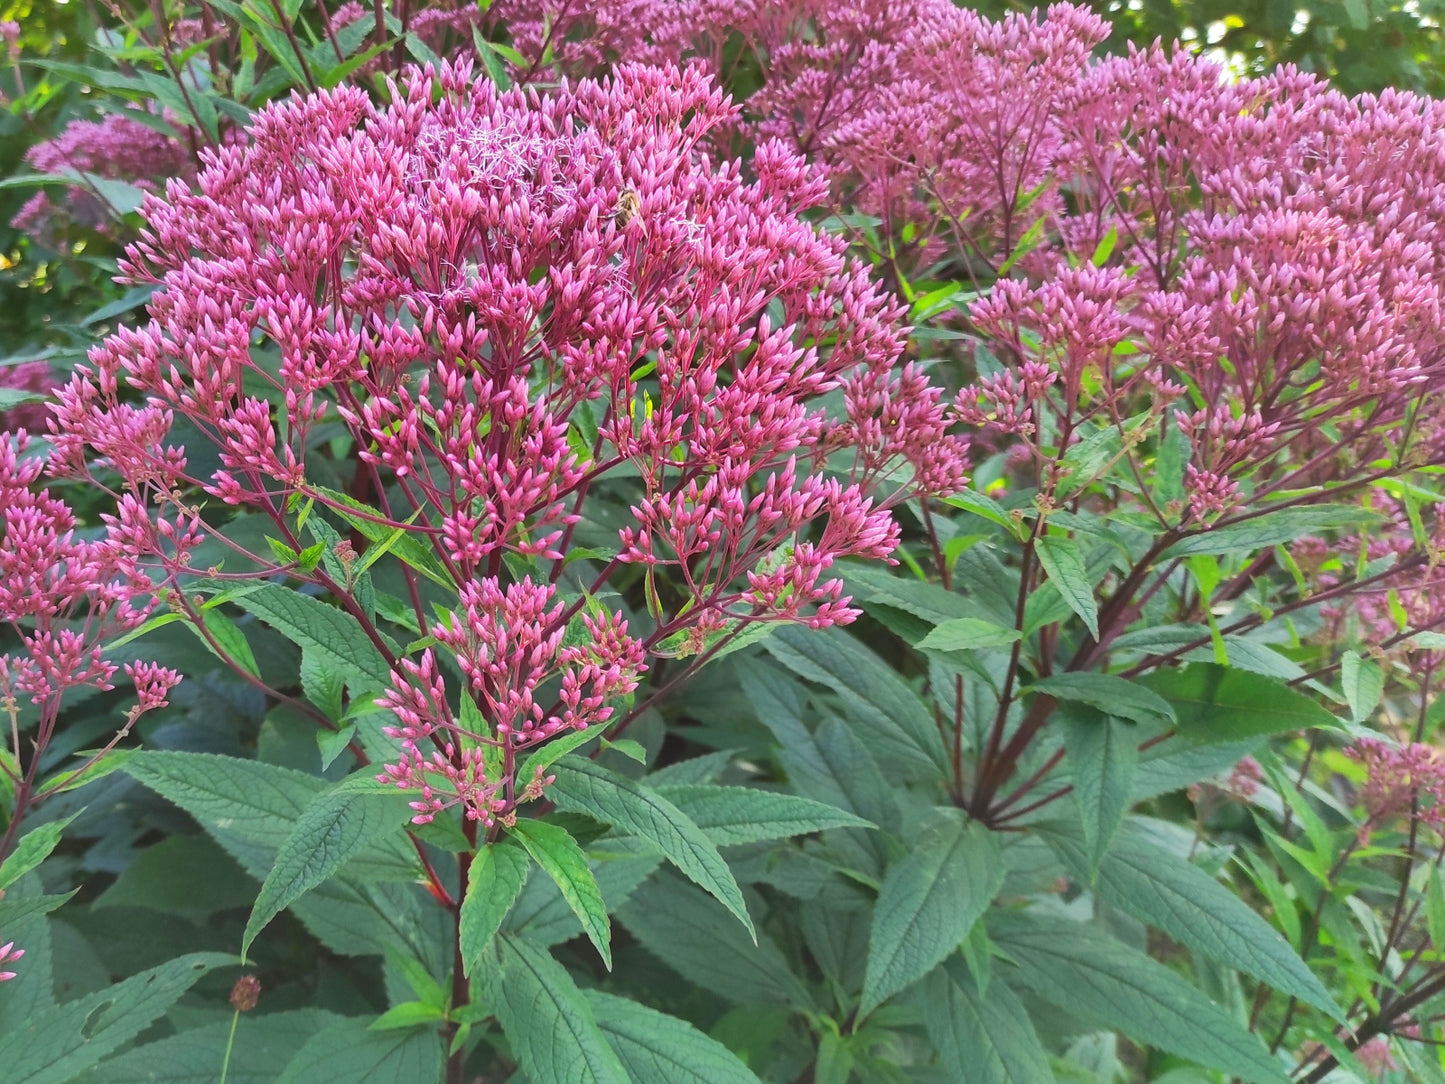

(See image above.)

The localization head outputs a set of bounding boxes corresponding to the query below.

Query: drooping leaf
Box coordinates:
[1060,707,1137,875]
[653,784,873,845]
[994,915,1288,1084]
[921,959,1053,1084]
[488,935,630,1084]
[0,954,233,1084]
[584,990,763,1084]
[1045,823,1340,1017]
[547,757,754,938]
[244,778,412,956]
[459,840,531,975]
[509,819,612,969]
[1035,535,1100,640]
[860,816,1003,1017]
[275,1016,444,1084]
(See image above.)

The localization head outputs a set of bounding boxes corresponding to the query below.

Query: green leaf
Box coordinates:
[0,954,233,1084]
[940,489,1026,539]
[519,725,604,780]
[232,584,392,693]
[860,816,1003,1017]
[505,851,659,948]
[915,618,1022,653]
[1029,673,1174,725]
[1060,708,1136,875]
[0,892,74,926]
[652,784,873,845]
[1161,506,1377,558]
[1035,535,1099,639]
[547,757,754,939]
[619,873,814,1010]
[0,816,75,890]
[509,819,612,969]
[89,1009,341,1083]
[994,915,1288,1084]
[1045,824,1340,1018]
[244,777,410,956]
[309,486,454,589]
[1341,651,1384,725]
[276,1017,444,1084]
[94,833,256,916]
[584,990,764,1084]
[1137,665,1339,743]
[921,960,1053,1084]
[1429,866,1445,953]
[489,934,630,1084]
[369,1001,446,1030]
[460,841,531,975]
[764,625,947,778]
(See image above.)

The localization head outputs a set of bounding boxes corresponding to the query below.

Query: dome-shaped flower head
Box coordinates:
[55,60,967,823]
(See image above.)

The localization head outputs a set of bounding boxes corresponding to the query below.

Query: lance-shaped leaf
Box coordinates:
[584,990,763,1084]
[860,816,1003,1017]
[488,934,630,1084]
[548,757,754,938]
[459,841,531,975]
[509,819,611,969]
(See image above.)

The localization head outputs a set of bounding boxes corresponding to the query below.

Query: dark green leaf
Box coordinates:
[653,784,873,845]
[860,817,1003,1016]
[459,841,531,975]
[1060,708,1136,875]
[275,1017,444,1084]
[509,819,611,969]
[994,915,1287,1084]
[88,1009,341,1083]
[0,954,233,1084]
[620,873,814,1010]
[585,990,763,1084]
[1161,506,1377,559]
[489,934,629,1084]
[232,584,392,692]
[1028,673,1174,725]
[921,960,1053,1084]
[1045,824,1340,1017]
[765,625,947,778]
[915,618,1022,652]
[1137,665,1339,743]
[1035,535,1100,639]
[245,778,411,955]
[547,757,753,938]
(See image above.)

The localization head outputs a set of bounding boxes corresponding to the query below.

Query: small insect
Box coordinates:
[614,189,642,230]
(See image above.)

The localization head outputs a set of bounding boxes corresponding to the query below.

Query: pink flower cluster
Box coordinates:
[0,432,180,722]
[1348,737,1445,840]
[0,936,21,982]
[486,2,1445,530]
[53,61,967,824]
[13,114,194,243]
